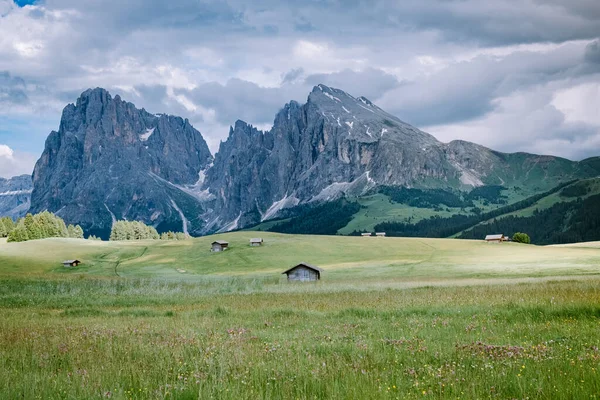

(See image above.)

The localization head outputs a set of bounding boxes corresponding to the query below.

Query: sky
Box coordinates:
[1,0,600,178]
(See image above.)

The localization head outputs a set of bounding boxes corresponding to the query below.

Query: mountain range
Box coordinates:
[3,85,600,239]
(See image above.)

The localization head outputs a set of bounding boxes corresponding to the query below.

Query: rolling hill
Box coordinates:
[1,232,599,284]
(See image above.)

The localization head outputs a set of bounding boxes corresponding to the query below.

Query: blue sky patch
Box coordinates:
[14,0,37,6]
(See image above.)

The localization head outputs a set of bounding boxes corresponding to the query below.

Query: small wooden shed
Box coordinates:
[485,234,506,243]
[250,238,263,246]
[282,263,323,282]
[375,232,386,237]
[62,260,81,268]
[361,233,372,237]
[211,240,229,252]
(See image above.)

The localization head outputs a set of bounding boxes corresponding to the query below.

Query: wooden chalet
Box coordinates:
[282,263,323,282]
[485,234,506,243]
[211,240,229,252]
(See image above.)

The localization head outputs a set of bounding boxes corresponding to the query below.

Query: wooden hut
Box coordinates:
[485,234,506,243]
[62,260,81,268]
[211,240,229,252]
[282,263,322,282]
[250,238,263,246]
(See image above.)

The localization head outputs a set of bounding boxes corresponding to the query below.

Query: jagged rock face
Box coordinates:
[0,175,32,219]
[30,88,212,238]
[204,86,456,228]
[204,85,462,227]
[27,84,600,236]
[204,85,599,230]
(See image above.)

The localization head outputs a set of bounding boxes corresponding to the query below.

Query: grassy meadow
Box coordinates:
[1,233,600,399]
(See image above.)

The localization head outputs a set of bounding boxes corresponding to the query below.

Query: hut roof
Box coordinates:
[485,234,504,240]
[282,262,323,275]
[212,240,229,245]
[62,259,80,264]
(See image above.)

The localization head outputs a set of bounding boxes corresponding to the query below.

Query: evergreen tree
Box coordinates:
[73,225,84,239]
[67,224,77,238]
[7,224,29,242]
[1,217,15,235]
[23,213,42,240]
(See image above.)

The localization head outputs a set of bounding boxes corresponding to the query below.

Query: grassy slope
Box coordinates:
[452,178,600,238]
[336,183,547,236]
[2,235,600,398]
[2,232,600,283]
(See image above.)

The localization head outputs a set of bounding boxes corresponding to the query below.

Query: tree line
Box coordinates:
[3,212,84,243]
[109,220,189,241]
[268,199,362,235]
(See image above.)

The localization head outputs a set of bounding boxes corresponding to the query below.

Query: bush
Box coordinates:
[513,232,531,244]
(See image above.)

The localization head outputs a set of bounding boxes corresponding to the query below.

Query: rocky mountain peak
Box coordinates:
[23,85,600,238]
[30,88,213,238]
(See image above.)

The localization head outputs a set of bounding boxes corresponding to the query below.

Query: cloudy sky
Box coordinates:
[1,0,600,178]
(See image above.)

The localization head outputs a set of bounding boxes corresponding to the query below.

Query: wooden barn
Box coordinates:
[282,263,323,282]
[485,234,506,243]
[250,238,263,246]
[211,240,229,252]
[62,260,81,268]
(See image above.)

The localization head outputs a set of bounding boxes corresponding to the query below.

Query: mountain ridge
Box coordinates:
[2,84,598,238]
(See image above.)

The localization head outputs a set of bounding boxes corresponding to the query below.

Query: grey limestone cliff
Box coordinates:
[27,85,600,236]
[202,85,599,230]
[29,88,213,238]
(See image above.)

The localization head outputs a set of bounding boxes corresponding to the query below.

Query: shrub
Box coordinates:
[513,232,531,244]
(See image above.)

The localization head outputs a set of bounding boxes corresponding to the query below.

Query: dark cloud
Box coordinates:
[304,68,400,101]
[584,39,600,64]
[44,0,600,47]
[181,79,306,126]
[281,68,304,85]
[0,71,28,105]
[379,42,592,126]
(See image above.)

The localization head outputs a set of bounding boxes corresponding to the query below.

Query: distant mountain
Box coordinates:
[0,175,32,220]
[202,85,600,230]
[25,85,600,238]
[29,88,213,238]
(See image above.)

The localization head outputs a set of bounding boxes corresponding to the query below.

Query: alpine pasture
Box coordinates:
[1,233,599,399]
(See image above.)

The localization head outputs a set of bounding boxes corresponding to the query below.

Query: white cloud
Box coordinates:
[425,78,600,160]
[0,144,36,178]
[552,82,600,126]
[0,0,599,163]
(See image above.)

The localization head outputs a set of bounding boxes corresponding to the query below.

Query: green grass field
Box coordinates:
[1,234,600,399]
